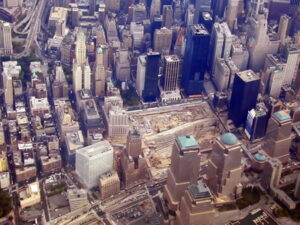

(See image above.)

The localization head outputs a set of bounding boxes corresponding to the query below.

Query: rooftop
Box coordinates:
[237,70,260,82]
[221,133,238,145]
[274,111,291,121]
[177,135,199,150]
[188,180,211,200]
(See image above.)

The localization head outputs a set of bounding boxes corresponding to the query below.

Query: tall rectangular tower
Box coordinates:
[143,51,161,102]
[206,133,243,201]
[164,136,200,212]
[162,55,180,91]
[229,70,260,126]
[181,24,210,95]
[0,21,13,55]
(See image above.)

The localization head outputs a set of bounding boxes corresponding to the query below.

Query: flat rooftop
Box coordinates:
[237,70,259,82]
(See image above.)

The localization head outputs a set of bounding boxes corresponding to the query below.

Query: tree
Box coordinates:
[0,189,12,218]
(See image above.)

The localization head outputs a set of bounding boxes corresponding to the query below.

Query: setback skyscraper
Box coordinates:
[164,135,200,212]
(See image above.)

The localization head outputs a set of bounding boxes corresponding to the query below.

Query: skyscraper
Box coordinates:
[105,0,120,11]
[181,24,210,95]
[225,0,243,30]
[0,21,13,55]
[93,47,106,96]
[154,27,172,54]
[3,0,22,8]
[76,141,114,189]
[264,110,292,163]
[150,0,161,20]
[194,0,211,24]
[162,55,180,91]
[164,135,200,212]
[89,0,96,15]
[206,133,243,201]
[175,180,215,225]
[53,65,68,99]
[75,31,86,65]
[245,104,269,141]
[229,70,260,126]
[143,51,161,102]
[73,31,91,92]
[120,129,147,188]
[136,55,147,97]
[262,54,286,98]
[162,5,173,28]
[208,22,233,73]
[278,14,290,43]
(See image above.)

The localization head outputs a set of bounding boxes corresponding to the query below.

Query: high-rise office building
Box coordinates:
[248,0,265,18]
[282,43,300,86]
[93,47,106,96]
[264,110,292,163]
[247,9,280,72]
[162,55,180,91]
[164,135,200,212]
[229,70,260,126]
[67,189,88,211]
[105,0,120,11]
[99,170,120,199]
[76,141,114,189]
[208,22,233,73]
[261,157,282,191]
[150,0,161,20]
[154,27,172,54]
[75,31,86,65]
[278,14,290,43]
[262,54,286,98]
[136,55,147,97]
[143,51,161,102]
[130,22,144,49]
[73,31,91,92]
[199,12,213,32]
[3,0,22,8]
[206,133,243,201]
[181,24,210,95]
[3,72,13,106]
[69,4,80,28]
[0,21,13,55]
[212,0,228,18]
[126,130,142,158]
[175,180,215,225]
[213,58,230,92]
[245,104,269,141]
[132,3,147,23]
[225,0,243,30]
[115,48,131,81]
[121,129,147,188]
[89,0,96,15]
[194,0,211,24]
[53,65,68,99]
[162,5,173,28]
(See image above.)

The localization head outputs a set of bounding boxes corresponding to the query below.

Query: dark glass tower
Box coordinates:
[229,70,260,127]
[181,24,210,95]
[143,51,161,102]
[245,104,269,141]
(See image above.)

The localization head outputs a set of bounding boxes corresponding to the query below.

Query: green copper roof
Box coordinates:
[220,133,238,145]
[188,181,211,200]
[97,47,103,53]
[254,153,266,162]
[274,111,291,121]
[177,136,199,150]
